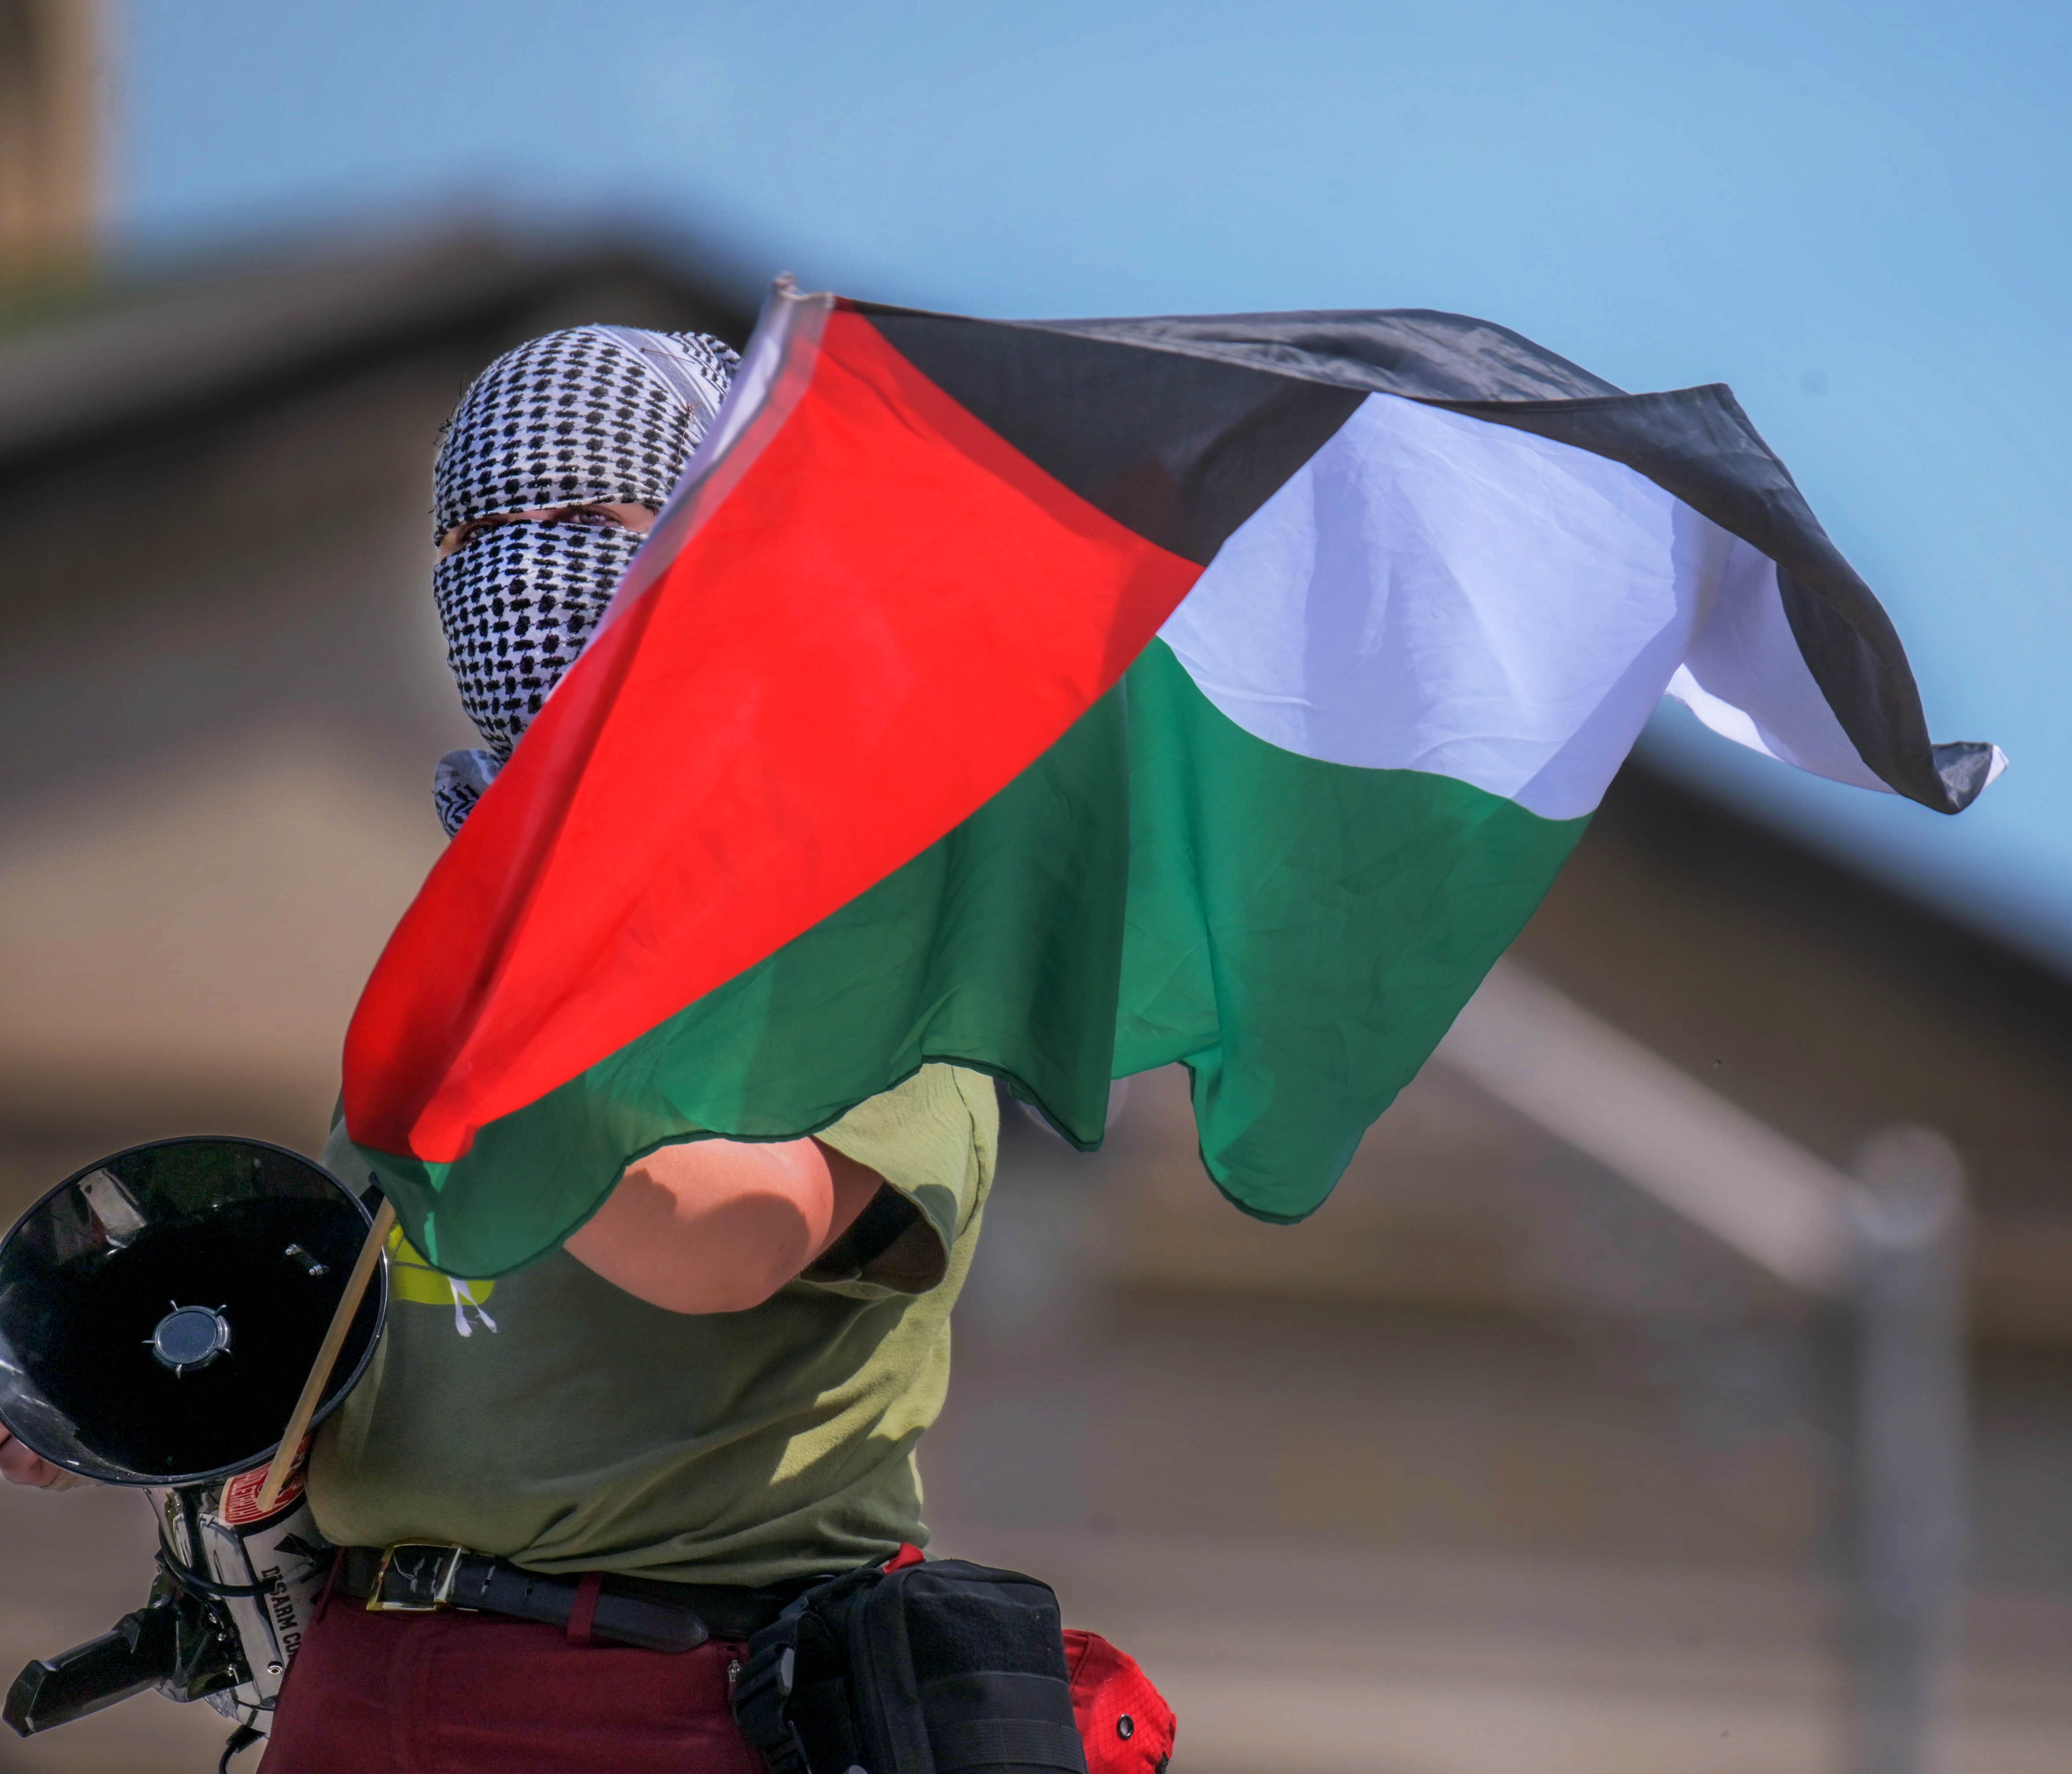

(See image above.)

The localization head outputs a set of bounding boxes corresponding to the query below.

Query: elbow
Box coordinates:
[563,1140,837,1313]
[573,1222,803,1314]
[639,1264,792,1316]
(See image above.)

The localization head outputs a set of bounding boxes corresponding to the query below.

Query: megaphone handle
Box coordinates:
[254,1198,395,1513]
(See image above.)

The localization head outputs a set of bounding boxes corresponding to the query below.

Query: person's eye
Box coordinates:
[449,517,507,553]
[555,507,625,528]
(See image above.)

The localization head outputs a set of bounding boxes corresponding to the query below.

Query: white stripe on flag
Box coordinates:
[1663,548,1886,793]
[1157,391,1880,818]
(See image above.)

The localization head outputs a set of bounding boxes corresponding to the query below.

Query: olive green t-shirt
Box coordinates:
[308,1065,997,1586]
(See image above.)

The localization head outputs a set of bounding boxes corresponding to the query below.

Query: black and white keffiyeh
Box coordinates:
[429,324,739,836]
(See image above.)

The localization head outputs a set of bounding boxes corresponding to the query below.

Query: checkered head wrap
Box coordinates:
[429,325,738,835]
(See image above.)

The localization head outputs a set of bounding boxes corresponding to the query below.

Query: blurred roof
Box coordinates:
[0,229,756,484]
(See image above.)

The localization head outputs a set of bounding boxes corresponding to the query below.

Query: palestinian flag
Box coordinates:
[344,283,2001,1277]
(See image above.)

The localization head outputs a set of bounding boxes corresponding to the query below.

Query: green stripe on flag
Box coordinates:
[1116,639,1589,1223]
[355,641,1586,1277]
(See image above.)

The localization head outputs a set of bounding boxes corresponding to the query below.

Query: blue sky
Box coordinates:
[121,0,2072,961]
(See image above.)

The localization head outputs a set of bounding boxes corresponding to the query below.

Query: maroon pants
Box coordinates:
[262,1597,759,1773]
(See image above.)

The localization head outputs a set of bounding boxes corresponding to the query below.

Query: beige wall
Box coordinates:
[0,359,466,1197]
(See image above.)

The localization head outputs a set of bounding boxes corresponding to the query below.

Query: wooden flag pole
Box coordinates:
[254,1197,395,1513]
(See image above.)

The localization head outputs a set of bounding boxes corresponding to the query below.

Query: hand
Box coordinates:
[0,1427,87,1490]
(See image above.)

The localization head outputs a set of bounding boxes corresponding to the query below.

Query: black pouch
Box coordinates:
[731,1558,1090,1774]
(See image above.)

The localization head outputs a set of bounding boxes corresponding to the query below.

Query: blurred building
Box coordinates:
[1,235,2069,1773]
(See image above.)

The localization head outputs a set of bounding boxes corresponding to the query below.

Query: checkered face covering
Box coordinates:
[429,326,738,836]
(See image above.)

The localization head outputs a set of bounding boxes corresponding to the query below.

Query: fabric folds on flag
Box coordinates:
[343,283,2001,1276]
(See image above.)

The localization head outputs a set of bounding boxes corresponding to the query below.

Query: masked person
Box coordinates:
[0,324,1001,1773]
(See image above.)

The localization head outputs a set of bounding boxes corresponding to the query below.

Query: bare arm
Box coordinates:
[563,1136,884,1313]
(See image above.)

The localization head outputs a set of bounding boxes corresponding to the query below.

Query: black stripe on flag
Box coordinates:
[1035,307,1628,403]
[856,303,1363,567]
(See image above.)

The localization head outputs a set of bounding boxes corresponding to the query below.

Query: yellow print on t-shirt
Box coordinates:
[385,1222,498,1335]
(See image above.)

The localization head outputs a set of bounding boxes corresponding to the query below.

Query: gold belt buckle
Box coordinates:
[366,1541,466,1613]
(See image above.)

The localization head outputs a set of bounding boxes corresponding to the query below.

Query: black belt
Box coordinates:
[332,1544,808,1653]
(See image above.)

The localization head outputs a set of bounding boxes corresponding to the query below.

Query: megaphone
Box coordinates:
[0,1137,388,1757]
